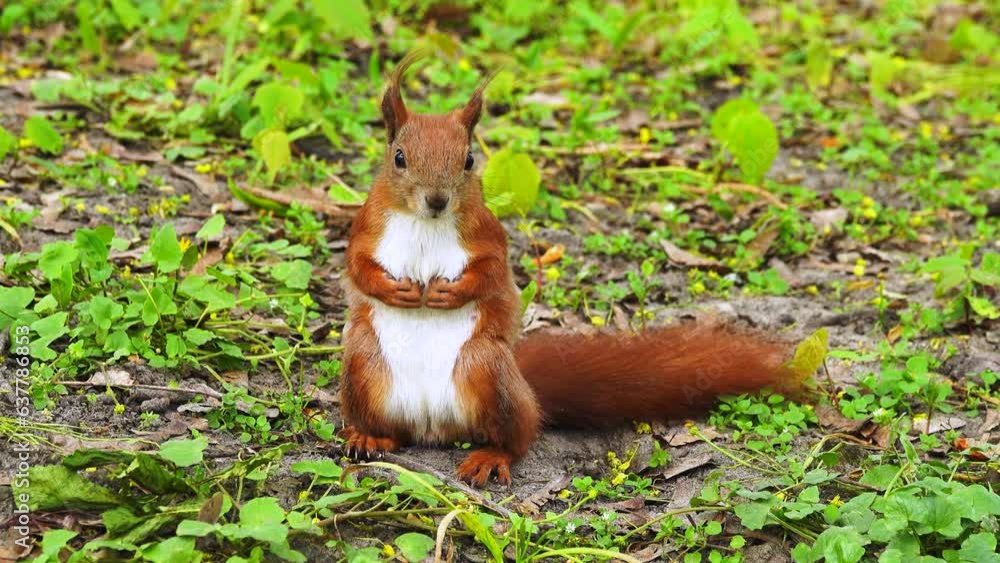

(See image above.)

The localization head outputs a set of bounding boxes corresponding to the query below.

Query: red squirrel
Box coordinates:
[339,53,797,487]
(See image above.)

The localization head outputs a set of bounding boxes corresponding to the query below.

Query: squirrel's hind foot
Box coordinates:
[339,426,399,460]
[457,448,513,487]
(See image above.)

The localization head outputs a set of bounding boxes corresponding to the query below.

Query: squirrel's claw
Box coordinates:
[339,426,399,460]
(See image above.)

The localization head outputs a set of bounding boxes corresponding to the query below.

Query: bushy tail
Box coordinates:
[513,322,797,427]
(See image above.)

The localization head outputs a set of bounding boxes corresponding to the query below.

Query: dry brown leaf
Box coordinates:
[659,240,722,269]
[532,244,565,267]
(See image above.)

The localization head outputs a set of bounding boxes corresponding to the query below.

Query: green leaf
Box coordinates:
[806,40,833,90]
[39,529,78,557]
[256,128,291,181]
[482,147,541,217]
[30,312,69,360]
[158,436,208,467]
[183,327,216,346]
[917,496,963,538]
[240,497,285,527]
[0,286,34,330]
[734,499,774,530]
[253,82,305,127]
[24,115,64,155]
[178,275,236,312]
[313,0,372,40]
[14,464,122,511]
[711,98,758,141]
[176,520,218,537]
[810,526,868,563]
[968,296,1000,320]
[149,224,183,273]
[859,465,899,490]
[195,215,226,240]
[271,260,312,289]
[395,532,436,561]
[109,0,142,30]
[958,533,999,563]
[140,536,198,563]
[726,110,778,185]
[0,125,16,160]
[290,459,343,478]
[39,240,79,281]
[76,0,100,54]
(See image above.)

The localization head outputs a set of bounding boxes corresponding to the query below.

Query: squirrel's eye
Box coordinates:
[394,149,406,169]
[464,151,474,171]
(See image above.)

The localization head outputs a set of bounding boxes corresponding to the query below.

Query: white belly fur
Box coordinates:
[371,212,477,440]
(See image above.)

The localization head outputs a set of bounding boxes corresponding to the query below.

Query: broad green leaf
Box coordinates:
[158,436,208,467]
[395,533,435,561]
[24,115,64,155]
[785,328,827,380]
[727,110,778,185]
[271,259,312,289]
[148,224,183,273]
[916,496,963,538]
[711,97,758,141]
[810,526,868,563]
[0,125,15,160]
[178,275,236,312]
[176,520,218,537]
[109,0,142,30]
[0,286,34,331]
[183,327,216,345]
[140,536,198,563]
[482,147,541,217]
[290,459,343,478]
[39,529,78,557]
[958,533,999,563]
[734,499,773,530]
[257,128,291,181]
[88,296,124,331]
[240,497,285,527]
[30,312,69,360]
[806,40,833,90]
[859,465,899,490]
[968,296,1000,320]
[252,82,305,127]
[38,240,79,280]
[328,183,367,205]
[195,214,225,240]
[921,255,967,295]
[313,0,372,40]
[13,464,122,511]
[76,0,100,54]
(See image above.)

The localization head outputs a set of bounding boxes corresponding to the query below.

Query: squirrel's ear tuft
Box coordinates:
[381,49,427,143]
[458,68,500,138]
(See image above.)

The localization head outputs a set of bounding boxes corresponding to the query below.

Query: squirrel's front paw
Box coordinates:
[382,276,423,308]
[339,426,399,460]
[425,276,467,309]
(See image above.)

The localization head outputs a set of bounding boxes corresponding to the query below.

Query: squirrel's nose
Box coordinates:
[426,193,449,213]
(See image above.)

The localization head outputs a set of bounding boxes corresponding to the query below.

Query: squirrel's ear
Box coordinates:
[381,50,426,143]
[457,69,499,137]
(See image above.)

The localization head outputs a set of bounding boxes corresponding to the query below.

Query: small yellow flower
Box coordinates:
[85,467,97,473]
[136,166,148,177]
[558,489,571,499]
[727,75,743,86]
[587,489,598,498]
[668,111,678,121]
[862,207,878,220]
[172,100,182,109]
[830,495,844,507]
[853,259,866,277]
[18,137,33,149]
[165,77,177,91]
[114,404,126,415]
[590,315,605,327]
[638,127,651,145]
[74,202,86,212]
[226,252,235,264]
[544,267,560,281]
[690,281,706,295]
[861,196,875,208]
[909,215,923,227]
[298,490,309,502]
[129,207,140,217]
[634,421,651,434]
[381,545,395,557]
[195,163,213,174]
[16,67,34,79]
[122,265,132,279]
[806,285,819,296]
[816,162,828,171]
[0,180,7,187]
[95,205,111,215]
[611,473,626,485]
[178,237,192,252]
[913,412,928,422]
[919,121,933,140]
[458,58,472,72]
[775,492,786,500]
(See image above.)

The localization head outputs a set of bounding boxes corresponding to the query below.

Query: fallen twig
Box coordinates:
[55,380,224,400]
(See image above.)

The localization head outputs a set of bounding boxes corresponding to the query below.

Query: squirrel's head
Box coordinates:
[379,52,491,219]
